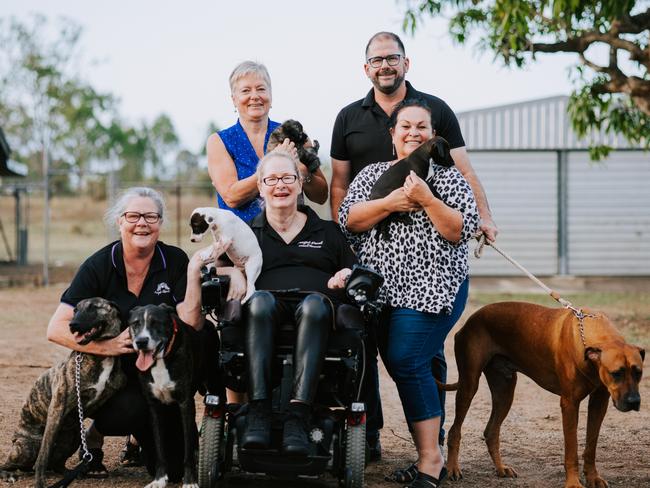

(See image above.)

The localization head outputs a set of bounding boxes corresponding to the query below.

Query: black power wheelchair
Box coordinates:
[196,265,383,488]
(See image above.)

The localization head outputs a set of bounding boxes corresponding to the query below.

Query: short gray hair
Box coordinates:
[229,61,272,93]
[256,151,300,183]
[104,187,166,232]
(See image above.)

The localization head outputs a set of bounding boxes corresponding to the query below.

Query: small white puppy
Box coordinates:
[189,207,263,302]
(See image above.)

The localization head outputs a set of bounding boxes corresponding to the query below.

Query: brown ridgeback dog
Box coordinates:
[445,301,645,488]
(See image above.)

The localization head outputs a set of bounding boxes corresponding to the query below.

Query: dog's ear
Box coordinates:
[638,347,646,362]
[585,347,602,363]
[160,303,177,315]
[431,137,454,168]
[108,300,120,311]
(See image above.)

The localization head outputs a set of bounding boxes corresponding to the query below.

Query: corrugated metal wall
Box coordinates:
[567,151,650,275]
[468,152,558,275]
[457,96,648,276]
[458,96,636,151]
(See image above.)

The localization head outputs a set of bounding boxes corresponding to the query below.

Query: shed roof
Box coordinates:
[456,95,642,151]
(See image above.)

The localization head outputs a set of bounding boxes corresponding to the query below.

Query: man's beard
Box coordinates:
[372,68,405,95]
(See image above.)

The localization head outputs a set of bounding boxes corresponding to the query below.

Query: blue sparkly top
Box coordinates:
[216,119,280,222]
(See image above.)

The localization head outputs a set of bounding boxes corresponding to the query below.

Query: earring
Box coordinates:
[392,143,396,157]
[234,107,237,112]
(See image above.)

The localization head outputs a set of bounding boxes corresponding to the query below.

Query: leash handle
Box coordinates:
[47,459,93,488]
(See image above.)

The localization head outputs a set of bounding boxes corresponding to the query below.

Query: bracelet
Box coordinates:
[303,173,313,184]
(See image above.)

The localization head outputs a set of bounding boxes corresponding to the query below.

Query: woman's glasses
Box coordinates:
[122,212,161,224]
[262,174,298,186]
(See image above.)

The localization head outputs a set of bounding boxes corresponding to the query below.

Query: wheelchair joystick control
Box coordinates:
[345,265,384,308]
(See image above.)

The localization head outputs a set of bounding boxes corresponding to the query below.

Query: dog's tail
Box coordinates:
[435,379,458,391]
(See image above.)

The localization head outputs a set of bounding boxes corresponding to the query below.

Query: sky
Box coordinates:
[4,0,578,157]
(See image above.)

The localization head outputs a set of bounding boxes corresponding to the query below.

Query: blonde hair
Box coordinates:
[229,61,272,93]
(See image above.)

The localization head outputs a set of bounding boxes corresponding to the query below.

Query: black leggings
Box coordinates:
[245,291,332,404]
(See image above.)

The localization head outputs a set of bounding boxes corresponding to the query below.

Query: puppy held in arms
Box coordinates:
[267,119,321,173]
[190,207,263,302]
[129,304,207,488]
[0,298,126,488]
[369,135,454,240]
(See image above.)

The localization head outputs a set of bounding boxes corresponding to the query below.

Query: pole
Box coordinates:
[43,146,50,286]
[176,182,181,246]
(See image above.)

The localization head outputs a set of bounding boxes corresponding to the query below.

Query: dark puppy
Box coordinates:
[368,136,454,239]
[268,119,321,172]
[0,298,125,488]
[129,304,213,488]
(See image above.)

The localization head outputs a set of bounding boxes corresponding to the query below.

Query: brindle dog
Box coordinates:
[0,297,126,488]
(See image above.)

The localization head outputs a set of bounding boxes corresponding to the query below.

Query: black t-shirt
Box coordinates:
[250,205,357,302]
[61,240,189,376]
[330,81,465,180]
[61,240,188,323]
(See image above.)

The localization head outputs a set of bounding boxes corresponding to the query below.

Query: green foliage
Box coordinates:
[0,15,197,189]
[400,0,650,159]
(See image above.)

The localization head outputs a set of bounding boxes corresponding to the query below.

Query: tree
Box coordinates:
[0,15,120,188]
[401,0,649,157]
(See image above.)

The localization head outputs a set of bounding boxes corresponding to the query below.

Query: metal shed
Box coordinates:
[457,95,649,276]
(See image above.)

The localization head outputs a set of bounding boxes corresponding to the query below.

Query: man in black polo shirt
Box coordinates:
[329,31,498,461]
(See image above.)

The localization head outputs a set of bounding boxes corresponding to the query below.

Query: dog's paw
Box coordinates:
[447,464,463,481]
[585,475,608,488]
[144,475,168,488]
[0,470,17,483]
[496,464,518,478]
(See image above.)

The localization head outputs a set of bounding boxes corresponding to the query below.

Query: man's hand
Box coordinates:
[328,268,353,289]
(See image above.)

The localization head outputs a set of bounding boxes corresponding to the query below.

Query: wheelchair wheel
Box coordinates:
[343,422,365,488]
[199,414,224,488]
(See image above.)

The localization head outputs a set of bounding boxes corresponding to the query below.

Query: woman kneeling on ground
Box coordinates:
[338,98,479,488]
[46,187,235,480]
[228,149,357,454]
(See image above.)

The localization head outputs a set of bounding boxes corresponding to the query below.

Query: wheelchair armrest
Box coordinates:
[336,304,365,331]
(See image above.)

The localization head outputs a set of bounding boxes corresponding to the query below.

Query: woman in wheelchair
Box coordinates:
[228,149,357,455]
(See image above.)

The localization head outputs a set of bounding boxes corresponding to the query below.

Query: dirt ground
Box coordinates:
[0,285,648,488]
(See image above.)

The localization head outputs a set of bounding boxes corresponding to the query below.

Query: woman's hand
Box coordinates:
[328,268,352,289]
[272,138,299,163]
[221,267,247,301]
[403,170,435,206]
[100,328,134,356]
[384,187,421,213]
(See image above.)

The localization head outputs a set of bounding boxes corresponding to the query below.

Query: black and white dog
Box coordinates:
[0,298,125,488]
[368,136,455,239]
[129,303,214,488]
[189,207,263,302]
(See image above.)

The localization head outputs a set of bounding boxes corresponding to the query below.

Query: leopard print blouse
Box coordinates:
[339,161,479,314]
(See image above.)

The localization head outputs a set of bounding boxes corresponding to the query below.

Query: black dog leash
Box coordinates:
[47,353,93,488]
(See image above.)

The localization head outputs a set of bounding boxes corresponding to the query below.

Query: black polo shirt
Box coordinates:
[250,205,357,302]
[61,240,188,326]
[330,81,466,180]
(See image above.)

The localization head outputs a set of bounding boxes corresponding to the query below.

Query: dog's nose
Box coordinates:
[625,392,641,411]
[135,337,150,350]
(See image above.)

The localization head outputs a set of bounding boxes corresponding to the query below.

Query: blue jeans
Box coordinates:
[385,279,468,423]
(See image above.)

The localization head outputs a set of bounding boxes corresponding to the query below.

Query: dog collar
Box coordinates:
[163,316,179,358]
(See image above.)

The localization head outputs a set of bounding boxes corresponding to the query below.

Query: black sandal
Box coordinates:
[385,462,418,483]
[404,467,448,488]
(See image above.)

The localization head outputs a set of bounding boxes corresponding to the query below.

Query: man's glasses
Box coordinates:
[367,54,403,68]
[262,174,298,186]
[122,212,161,224]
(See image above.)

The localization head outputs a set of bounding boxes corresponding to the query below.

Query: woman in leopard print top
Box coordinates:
[339,98,479,488]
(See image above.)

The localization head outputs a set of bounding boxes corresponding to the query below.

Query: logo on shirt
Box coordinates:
[297,240,323,249]
[155,282,171,295]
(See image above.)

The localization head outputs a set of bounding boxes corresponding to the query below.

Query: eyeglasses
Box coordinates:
[122,212,161,224]
[367,54,403,68]
[262,174,298,186]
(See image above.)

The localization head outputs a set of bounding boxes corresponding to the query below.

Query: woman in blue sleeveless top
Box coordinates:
[207,61,327,222]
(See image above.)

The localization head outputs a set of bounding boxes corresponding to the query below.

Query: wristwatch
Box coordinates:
[303,172,313,184]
